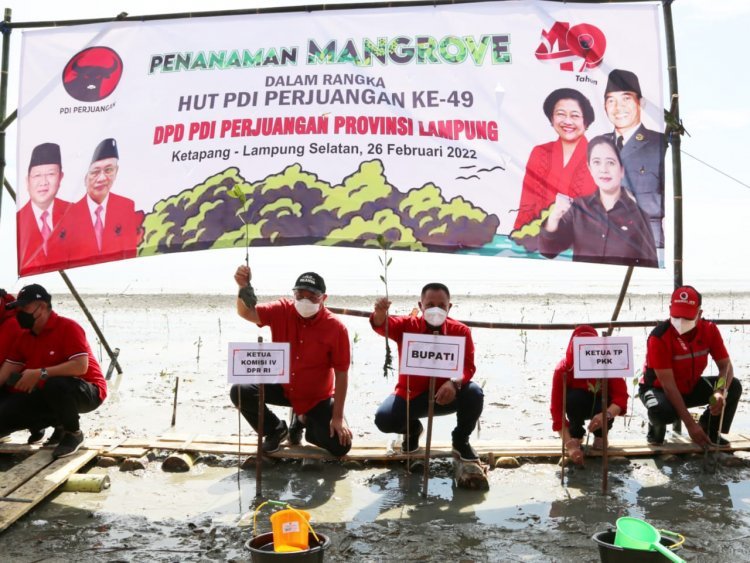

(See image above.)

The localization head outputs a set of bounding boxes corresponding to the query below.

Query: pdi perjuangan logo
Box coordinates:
[535,22,606,72]
[62,47,123,102]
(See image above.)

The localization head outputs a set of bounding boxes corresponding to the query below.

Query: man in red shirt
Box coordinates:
[371,283,484,461]
[0,284,107,458]
[230,265,352,456]
[639,286,741,447]
[0,289,24,443]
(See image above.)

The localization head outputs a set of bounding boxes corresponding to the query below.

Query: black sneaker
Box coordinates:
[27,429,46,444]
[401,420,423,454]
[647,422,666,445]
[53,430,84,459]
[288,416,305,446]
[452,440,479,462]
[262,422,288,454]
[44,426,64,447]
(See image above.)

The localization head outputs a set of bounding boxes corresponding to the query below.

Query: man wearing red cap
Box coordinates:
[0,284,107,458]
[17,142,72,275]
[65,138,142,268]
[230,265,352,457]
[639,286,741,447]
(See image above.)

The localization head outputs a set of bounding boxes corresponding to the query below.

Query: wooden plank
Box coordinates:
[0,448,98,533]
[0,450,55,498]
[6,435,750,462]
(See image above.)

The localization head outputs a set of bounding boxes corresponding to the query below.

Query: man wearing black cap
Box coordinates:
[0,284,107,458]
[230,264,353,457]
[17,142,72,275]
[639,286,741,447]
[66,138,142,268]
[604,69,666,250]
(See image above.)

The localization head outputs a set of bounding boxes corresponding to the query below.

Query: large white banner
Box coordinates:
[16,1,665,276]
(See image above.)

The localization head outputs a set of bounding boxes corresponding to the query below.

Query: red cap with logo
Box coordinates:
[670,286,701,319]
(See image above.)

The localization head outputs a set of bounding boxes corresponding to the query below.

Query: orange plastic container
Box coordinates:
[269,508,311,552]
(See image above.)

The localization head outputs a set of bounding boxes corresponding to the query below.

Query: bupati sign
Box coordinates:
[16,1,665,276]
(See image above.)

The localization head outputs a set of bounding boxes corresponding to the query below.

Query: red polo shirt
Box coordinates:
[5,311,107,401]
[0,316,23,367]
[370,314,476,400]
[255,299,350,414]
[643,319,729,394]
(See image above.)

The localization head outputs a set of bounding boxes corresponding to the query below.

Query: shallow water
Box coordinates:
[1,292,749,561]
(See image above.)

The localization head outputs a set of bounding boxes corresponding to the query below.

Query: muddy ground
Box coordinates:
[1,292,749,561]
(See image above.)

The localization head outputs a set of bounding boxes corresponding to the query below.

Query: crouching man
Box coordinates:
[230,265,352,457]
[0,284,107,458]
[372,283,484,461]
[639,286,741,447]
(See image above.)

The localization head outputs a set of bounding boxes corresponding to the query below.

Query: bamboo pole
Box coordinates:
[256,336,264,500]
[0,9,12,220]
[58,270,123,374]
[422,377,436,498]
[601,379,609,494]
[560,374,567,485]
[327,307,750,330]
[663,0,683,289]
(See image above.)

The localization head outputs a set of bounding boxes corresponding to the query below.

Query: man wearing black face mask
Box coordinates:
[371,282,484,462]
[639,285,741,447]
[230,265,352,457]
[0,284,107,458]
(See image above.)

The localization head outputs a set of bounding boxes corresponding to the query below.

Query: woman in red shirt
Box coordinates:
[550,325,628,464]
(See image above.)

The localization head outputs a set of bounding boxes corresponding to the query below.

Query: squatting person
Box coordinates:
[0,284,107,458]
[550,325,628,465]
[230,265,352,457]
[639,286,742,447]
[372,283,484,462]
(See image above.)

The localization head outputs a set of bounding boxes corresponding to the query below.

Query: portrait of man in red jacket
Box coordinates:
[16,142,72,276]
[65,138,142,268]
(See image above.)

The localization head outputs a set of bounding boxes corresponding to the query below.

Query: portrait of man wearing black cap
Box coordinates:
[0,284,107,458]
[66,138,142,268]
[604,69,667,249]
[230,264,353,459]
[17,142,72,275]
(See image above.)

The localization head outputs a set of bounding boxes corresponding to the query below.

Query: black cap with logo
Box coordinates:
[6,284,52,309]
[293,272,326,294]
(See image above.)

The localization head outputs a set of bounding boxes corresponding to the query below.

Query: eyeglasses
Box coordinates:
[87,166,117,179]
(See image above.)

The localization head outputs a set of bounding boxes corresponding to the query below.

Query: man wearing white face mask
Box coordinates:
[230,265,352,457]
[371,283,484,462]
[638,286,741,447]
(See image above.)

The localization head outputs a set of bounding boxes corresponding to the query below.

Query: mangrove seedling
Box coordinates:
[377,234,394,378]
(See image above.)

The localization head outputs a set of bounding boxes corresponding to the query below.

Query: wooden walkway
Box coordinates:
[0,448,98,532]
[3,433,750,462]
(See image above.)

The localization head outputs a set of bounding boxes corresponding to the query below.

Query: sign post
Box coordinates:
[573,335,633,494]
[399,332,466,498]
[228,339,290,499]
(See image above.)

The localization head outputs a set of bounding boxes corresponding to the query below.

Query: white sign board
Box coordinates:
[573,336,633,380]
[399,333,465,378]
[227,342,290,384]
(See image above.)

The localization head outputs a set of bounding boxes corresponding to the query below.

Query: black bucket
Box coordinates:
[245,532,330,562]
[592,530,680,563]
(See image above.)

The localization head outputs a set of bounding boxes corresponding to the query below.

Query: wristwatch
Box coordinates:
[451,379,463,391]
[40,368,49,381]
[605,410,614,421]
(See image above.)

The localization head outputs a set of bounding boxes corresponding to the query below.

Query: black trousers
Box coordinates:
[0,377,102,434]
[229,384,351,457]
[564,388,613,440]
[374,381,484,443]
[639,376,742,436]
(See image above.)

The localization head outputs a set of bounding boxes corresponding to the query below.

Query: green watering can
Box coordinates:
[615,517,685,563]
